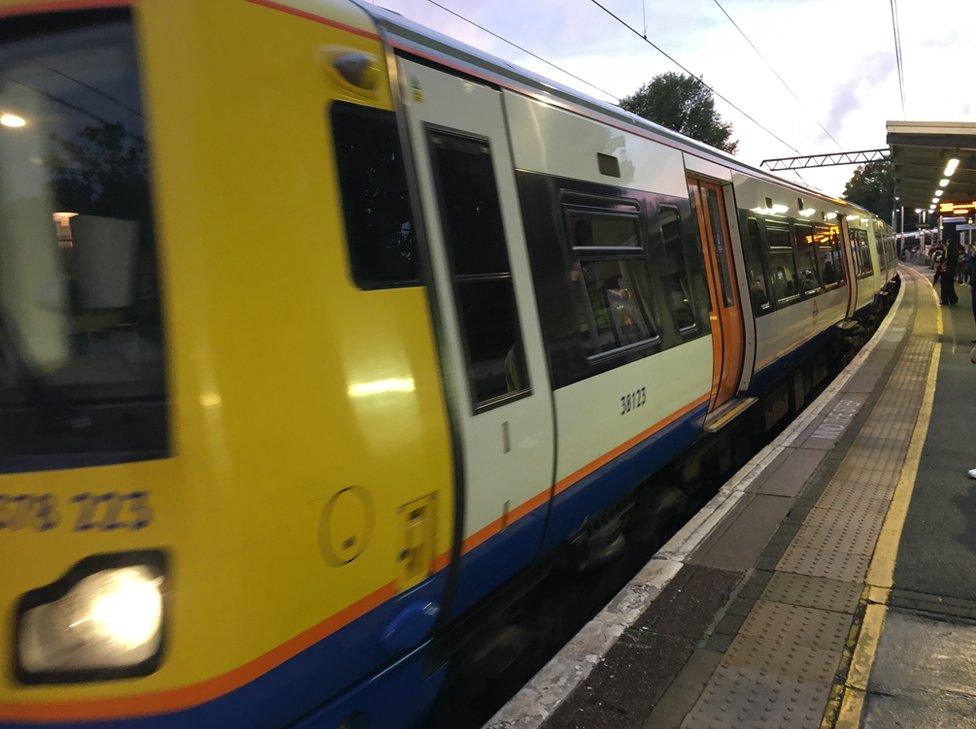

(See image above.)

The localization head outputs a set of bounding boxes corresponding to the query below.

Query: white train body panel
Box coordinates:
[504,91,687,195]
[553,337,712,484]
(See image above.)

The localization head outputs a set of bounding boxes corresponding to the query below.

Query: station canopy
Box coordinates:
[886,121,976,213]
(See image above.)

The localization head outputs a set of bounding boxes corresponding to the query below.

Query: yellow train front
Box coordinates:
[0,1,457,727]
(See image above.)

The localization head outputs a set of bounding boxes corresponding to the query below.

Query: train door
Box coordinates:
[689,178,744,411]
[840,216,858,318]
[397,58,555,599]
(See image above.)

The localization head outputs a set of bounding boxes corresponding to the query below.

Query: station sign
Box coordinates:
[938,201,976,215]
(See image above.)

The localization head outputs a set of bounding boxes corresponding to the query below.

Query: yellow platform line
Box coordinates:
[834,270,942,728]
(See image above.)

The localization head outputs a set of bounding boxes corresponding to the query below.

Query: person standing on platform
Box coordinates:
[932,241,946,285]
[941,235,960,306]
[957,244,971,283]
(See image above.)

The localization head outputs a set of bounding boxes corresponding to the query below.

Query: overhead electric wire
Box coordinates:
[410,0,815,187]
[39,63,144,120]
[585,0,802,155]
[889,0,906,115]
[422,0,620,103]
[710,0,841,149]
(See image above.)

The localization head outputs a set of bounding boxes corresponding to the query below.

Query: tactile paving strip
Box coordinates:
[760,572,860,615]
[858,421,914,442]
[792,503,886,548]
[724,634,841,684]
[737,601,850,654]
[791,518,882,557]
[802,501,888,534]
[776,543,871,581]
[815,480,893,517]
[680,665,830,729]
[678,278,940,729]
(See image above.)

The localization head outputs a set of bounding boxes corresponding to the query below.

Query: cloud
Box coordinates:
[823,52,894,137]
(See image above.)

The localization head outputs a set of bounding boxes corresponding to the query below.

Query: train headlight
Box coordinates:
[16,554,166,682]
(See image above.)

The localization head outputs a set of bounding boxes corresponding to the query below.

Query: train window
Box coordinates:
[793,224,822,294]
[659,206,698,332]
[331,102,421,288]
[765,224,800,303]
[872,230,884,270]
[0,9,167,471]
[564,203,659,358]
[851,229,873,277]
[813,225,844,286]
[427,131,529,409]
[744,218,771,313]
[567,210,641,250]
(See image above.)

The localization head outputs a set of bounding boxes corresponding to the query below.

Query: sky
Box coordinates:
[371,0,976,198]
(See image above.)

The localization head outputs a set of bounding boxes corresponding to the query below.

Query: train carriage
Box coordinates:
[0,1,897,728]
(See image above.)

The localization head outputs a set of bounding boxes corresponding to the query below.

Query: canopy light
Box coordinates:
[939,178,950,187]
[935,190,944,197]
[932,197,939,203]
[944,158,960,176]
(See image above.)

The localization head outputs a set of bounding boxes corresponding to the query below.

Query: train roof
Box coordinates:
[358,2,879,222]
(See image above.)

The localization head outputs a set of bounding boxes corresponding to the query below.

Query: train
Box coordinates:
[0,1,897,728]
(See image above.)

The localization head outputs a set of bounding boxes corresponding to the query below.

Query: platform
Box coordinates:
[487,264,976,729]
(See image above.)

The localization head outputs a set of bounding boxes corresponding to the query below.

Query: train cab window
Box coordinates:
[332,102,421,288]
[793,224,822,294]
[0,9,167,470]
[427,131,529,410]
[659,206,697,332]
[564,202,659,358]
[744,218,771,313]
[765,224,800,303]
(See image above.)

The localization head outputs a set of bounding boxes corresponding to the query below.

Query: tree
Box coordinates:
[620,72,737,154]
[47,122,149,220]
[842,161,893,220]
